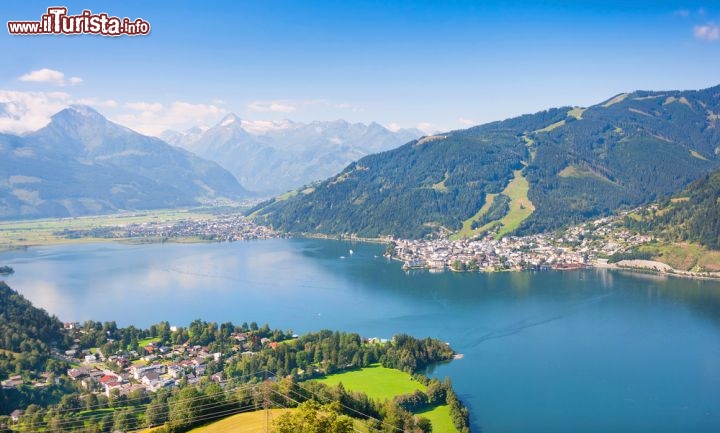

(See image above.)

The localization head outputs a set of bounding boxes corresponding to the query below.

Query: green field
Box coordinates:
[151,366,460,432]
[317,364,424,401]
[431,172,450,193]
[456,169,535,240]
[533,119,566,133]
[138,337,161,347]
[0,209,214,251]
[185,409,292,433]
[454,193,498,240]
[640,242,720,272]
[567,107,586,120]
[416,404,457,433]
[316,364,459,433]
[176,408,375,433]
[557,165,613,184]
[495,170,535,238]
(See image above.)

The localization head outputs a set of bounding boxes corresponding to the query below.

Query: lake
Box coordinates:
[3,238,720,433]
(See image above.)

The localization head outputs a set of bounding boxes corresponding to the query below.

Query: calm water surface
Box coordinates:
[3,238,720,433]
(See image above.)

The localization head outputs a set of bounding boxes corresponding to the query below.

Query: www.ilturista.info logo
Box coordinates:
[8,7,150,36]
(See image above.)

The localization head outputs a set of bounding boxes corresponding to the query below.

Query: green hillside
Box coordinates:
[0,282,65,373]
[0,281,69,413]
[624,169,720,250]
[251,85,720,239]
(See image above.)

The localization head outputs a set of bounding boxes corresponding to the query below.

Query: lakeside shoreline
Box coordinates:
[1,210,717,282]
[3,230,719,282]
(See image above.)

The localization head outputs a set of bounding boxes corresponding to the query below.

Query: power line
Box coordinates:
[14,370,411,433]
[16,381,263,432]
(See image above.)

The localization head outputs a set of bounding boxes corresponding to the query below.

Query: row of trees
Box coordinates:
[223,329,455,382]
[10,361,468,433]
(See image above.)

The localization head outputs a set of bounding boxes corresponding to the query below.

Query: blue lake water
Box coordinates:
[3,238,720,432]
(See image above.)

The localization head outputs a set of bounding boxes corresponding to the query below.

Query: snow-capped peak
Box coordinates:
[219,113,241,127]
[240,119,296,135]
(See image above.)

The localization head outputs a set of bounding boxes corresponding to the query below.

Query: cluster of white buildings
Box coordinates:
[120,214,277,241]
[58,214,277,242]
[66,343,222,397]
[390,215,653,272]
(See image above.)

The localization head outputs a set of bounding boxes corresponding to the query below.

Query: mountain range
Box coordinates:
[0,106,249,220]
[161,116,422,196]
[250,84,720,239]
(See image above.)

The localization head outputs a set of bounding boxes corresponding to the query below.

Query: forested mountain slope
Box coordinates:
[251,85,720,238]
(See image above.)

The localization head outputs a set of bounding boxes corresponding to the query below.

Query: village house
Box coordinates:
[10,409,23,423]
[1,375,23,389]
[131,364,166,380]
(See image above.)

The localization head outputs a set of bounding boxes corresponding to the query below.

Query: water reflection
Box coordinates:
[2,239,720,433]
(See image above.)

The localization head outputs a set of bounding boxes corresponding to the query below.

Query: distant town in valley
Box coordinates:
[38,207,718,280]
[54,213,277,243]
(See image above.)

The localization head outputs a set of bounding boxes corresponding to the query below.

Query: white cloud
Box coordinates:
[19,69,64,85]
[240,119,295,135]
[125,102,164,113]
[247,101,297,113]
[0,90,227,136]
[75,98,118,108]
[694,23,720,41]
[115,101,227,135]
[417,122,437,135]
[0,90,71,133]
[335,102,365,113]
[458,117,476,126]
[18,68,83,86]
[386,122,401,132]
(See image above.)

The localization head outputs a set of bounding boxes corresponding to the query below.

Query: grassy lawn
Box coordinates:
[77,407,115,418]
[431,172,450,193]
[275,190,298,202]
[179,409,372,433]
[454,193,496,240]
[316,364,424,401]
[642,242,720,272]
[533,119,565,133]
[602,93,629,107]
[567,107,586,120]
[186,409,292,433]
[130,366,464,432]
[138,337,161,347]
[522,135,537,163]
[455,170,535,240]
[558,165,614,184]
[315,364,459,433]
[416,404,459,433]
[495,170,535,238]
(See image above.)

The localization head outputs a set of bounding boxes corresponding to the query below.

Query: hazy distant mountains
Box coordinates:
[161,115,422,196]
[251,85,720,238]
[0,106,248,219]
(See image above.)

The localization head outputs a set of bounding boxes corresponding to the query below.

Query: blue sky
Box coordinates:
[1,1,719,135]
